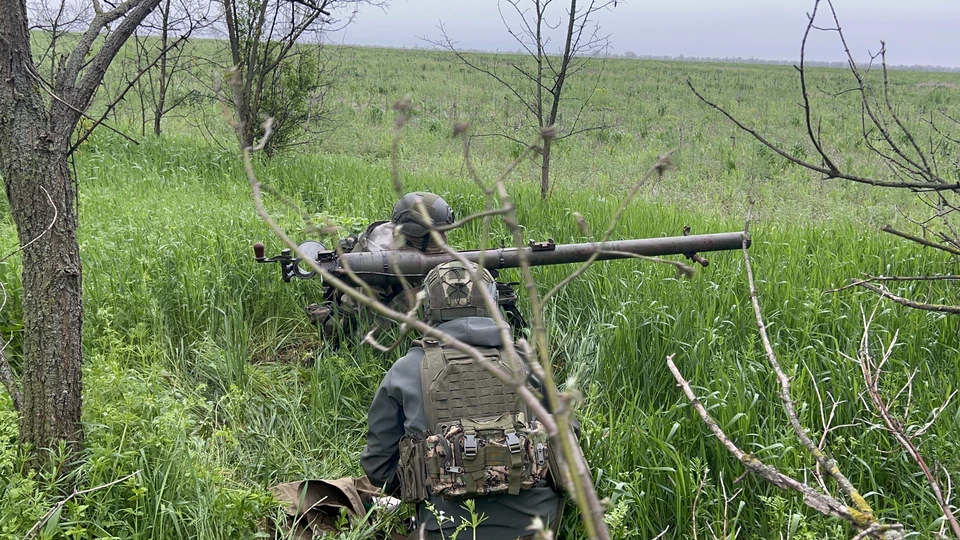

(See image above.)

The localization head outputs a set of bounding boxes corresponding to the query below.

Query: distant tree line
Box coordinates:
[615,50,960,72]
[427,43,960,72]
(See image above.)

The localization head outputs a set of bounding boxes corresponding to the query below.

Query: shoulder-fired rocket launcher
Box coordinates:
[253,230,750,286]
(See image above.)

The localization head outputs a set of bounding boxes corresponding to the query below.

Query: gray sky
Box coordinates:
[330,0,960,67]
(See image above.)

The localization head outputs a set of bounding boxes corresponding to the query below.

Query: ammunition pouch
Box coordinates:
[398,414,550,502]
[396,340,555,503]
[398,436,429,503]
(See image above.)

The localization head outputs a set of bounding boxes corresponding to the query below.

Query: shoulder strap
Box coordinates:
[419,338,446,431]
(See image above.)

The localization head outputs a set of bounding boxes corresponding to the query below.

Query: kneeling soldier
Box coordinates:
[361,261,564,540]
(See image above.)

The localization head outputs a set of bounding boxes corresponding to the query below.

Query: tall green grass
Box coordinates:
[1,45,959,539]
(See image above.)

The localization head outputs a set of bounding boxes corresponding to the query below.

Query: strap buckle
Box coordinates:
[463,433,478,458]
[505,430,522,454]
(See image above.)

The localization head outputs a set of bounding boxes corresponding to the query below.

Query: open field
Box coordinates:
[1,43,960,539]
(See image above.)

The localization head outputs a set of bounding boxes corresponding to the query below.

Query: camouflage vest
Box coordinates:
[397,339,553,503]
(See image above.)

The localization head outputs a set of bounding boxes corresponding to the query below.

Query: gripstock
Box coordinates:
[253,230,751,285]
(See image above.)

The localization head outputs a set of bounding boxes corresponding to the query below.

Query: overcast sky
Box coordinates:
[329,0,960,67]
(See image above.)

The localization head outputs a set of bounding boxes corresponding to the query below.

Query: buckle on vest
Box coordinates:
[463,434,478,458]
[535,442,546,466]
[505,431,522,454]
[446,465,463,474]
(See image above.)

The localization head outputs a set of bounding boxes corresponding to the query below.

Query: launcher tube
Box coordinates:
[325,232,749,286]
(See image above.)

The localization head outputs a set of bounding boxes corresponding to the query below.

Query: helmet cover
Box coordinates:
[422,261,498,322]
[391,192,455,239]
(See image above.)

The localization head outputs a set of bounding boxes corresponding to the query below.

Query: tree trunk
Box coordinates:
[540,135,552,200]
[0,0,85,471]
[154,0,170,136]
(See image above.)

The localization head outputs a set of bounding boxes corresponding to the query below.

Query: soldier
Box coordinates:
[361,261,565,540]
[305,192,456,337]
[341,191,456,255]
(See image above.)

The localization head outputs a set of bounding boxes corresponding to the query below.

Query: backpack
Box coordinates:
[397,339,559,503]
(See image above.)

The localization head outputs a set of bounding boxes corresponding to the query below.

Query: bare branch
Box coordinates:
[825,274,960,294]
[23,67,140,147]
[798,1,838,171]
[853,316,960,538]
[879,225,960,257]
[70,34,191,153]
[25,470,142,540]
[425,26,540,119]
[743,227,879,517]
[687,80,960,193]
[70,0,165,116]
[854,282,960,315]
[666,355,905,539]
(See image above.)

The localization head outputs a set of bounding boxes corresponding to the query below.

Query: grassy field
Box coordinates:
[1,42,960,539]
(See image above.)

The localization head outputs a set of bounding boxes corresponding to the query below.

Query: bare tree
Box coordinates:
[0,0,161,474]
[220,0,380,154]
[26,0,89,83]
[689,0,960,314]
[679,4,960,535]
[429,0,618,199]
[131,0,215,136]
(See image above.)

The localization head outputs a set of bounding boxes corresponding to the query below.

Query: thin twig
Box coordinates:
[855,283,960,315]
[854,317,960,538]
[666,355,904,538]
[25,470,141,540]
[24,66,140,148]
[880,225,960,257]
[0,186,58,264]
[742,227,877,518]
[826,274,960,294]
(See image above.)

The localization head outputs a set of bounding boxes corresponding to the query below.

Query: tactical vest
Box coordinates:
[397,340,557,503]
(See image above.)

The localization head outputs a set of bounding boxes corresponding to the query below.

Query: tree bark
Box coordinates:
[0,0,84,469]
[540,136,552,200]
[154,0,171,136]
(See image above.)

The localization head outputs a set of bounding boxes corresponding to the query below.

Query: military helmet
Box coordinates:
[422,261,498,322]
[391,192,455,239]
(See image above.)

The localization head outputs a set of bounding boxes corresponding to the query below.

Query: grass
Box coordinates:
[1,42,959,539]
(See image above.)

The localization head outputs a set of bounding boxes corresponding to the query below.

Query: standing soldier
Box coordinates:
[361,261,565,539]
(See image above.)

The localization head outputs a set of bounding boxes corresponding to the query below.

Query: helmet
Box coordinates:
[422,261,498,323]
[391,192,455,239]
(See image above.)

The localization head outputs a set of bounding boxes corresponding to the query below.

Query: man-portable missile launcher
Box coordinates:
[253,229,750,331]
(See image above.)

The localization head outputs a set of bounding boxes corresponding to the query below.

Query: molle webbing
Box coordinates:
[398,340,553,502]
[419,340,524,433]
